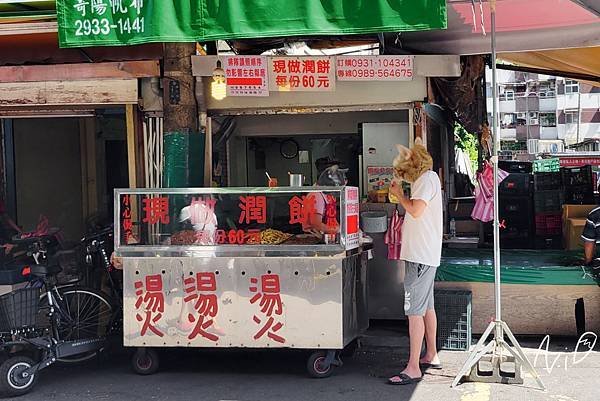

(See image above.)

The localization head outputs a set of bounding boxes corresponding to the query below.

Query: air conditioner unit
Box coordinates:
[517,113,526,118]
[530,119,539,125]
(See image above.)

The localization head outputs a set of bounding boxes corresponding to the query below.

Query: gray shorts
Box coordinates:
[403,261,436,316]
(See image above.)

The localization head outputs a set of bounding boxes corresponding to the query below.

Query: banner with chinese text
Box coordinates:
[57,0,447,48]
[268,57,335,92]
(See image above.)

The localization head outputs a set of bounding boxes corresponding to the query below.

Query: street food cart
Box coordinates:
[115,186,368,377]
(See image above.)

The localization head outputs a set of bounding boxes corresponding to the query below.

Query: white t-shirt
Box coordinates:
[400,170,443,267]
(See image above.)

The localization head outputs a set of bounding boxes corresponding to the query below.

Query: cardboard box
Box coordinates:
[562,204,596,249]
[563,204,596,219]
[565,218,587,250]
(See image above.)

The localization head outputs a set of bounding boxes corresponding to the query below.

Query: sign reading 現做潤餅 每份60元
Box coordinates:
[57,0,447,48]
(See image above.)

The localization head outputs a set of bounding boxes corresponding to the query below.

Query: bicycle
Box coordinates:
[0,233,119,397]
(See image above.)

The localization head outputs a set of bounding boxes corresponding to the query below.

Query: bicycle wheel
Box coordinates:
[44,287,114,363]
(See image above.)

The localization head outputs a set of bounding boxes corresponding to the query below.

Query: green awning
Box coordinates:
[0,1,55,20]
[56,0,447,48]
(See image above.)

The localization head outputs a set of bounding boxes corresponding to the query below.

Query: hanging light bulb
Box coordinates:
[211,60,227,100]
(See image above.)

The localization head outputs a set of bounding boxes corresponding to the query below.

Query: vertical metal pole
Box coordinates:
[490,1,502,323]
[577,88,582,143]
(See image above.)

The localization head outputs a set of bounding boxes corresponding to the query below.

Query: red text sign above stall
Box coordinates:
[268,57,335,92]
[222,56,269,97]
[336,56,414,81]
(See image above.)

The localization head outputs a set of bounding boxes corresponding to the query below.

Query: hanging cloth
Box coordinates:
[384,210,404,260]
[471,162,509,222]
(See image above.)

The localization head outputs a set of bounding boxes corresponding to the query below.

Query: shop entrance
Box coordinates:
[2,111,128,241]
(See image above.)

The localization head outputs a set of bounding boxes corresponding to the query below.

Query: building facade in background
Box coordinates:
[487,69,600,153]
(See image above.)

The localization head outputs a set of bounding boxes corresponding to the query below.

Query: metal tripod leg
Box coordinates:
[451,320,496,388]
[501,322,546,391]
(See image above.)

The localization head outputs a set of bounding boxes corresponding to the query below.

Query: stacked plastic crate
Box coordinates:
[561,165,595,205]
[497,161,534,249]
[533,164,563,249]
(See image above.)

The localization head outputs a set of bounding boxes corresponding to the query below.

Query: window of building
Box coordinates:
[504,90,515,101]
[540,112,556,127]
[565,110,578,124]
[501,113,517,128]
[528,112,539,125]
[565,80,579,94]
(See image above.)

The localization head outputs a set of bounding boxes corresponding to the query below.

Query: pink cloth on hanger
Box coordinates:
[384,210,404,260]
[471,162,509,222]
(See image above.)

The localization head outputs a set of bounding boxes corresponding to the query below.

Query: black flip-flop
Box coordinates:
[387,373,423,385]
[420,362,443,370]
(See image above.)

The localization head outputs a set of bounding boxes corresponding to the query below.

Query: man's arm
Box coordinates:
[584,241,596,265]
[389,182,427,218]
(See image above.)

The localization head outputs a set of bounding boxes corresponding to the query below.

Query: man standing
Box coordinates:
[387,169,443,385]
[582,206,600,265]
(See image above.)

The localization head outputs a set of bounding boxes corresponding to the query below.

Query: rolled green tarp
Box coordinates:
[436,249,597,286]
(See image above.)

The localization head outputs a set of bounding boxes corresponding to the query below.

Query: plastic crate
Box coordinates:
[499,173,532,196]
[435,289,472,351]
[0,288,40,332]
[534,190,564,213]
[564,185,595,205]
[498,161,533,174]
[534,235,563,250]
[499,195,533,226]
[535,212,562,236]
[533,172,562,191]
[533,158,560,173]
[561,166,593,187]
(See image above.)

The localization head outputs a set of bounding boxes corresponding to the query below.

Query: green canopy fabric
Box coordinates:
[56,0,447,48]
[437,249,598,286]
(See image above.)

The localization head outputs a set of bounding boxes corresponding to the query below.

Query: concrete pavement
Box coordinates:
[15,332,600,401]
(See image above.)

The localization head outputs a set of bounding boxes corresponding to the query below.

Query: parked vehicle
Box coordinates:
[0,227,121,397]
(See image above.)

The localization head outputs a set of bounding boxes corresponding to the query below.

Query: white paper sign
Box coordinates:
[223,55,269,96]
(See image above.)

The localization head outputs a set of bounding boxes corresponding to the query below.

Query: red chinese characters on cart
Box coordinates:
[134,274,165,337]
[249,274,285,343]
[184,272,220,341]
[121,195,133,244]
[238,195,267,224]
[270,57,335,91]
[142,196,170,225]
[324,195,338,231]
[188,197,217,244]
[288,195,316,226]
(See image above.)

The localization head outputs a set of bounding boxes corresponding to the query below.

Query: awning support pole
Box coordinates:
[452,2,545,389]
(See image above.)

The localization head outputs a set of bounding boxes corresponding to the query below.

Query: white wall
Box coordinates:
[539,98,557,112]
[540,126,558,140]
[559,123,600,144]
[500,128,516,139]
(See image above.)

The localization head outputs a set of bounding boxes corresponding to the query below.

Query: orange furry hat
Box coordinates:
[392,137,433,183]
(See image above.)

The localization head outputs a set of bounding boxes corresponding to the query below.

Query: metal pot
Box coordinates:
[289,173,305,187]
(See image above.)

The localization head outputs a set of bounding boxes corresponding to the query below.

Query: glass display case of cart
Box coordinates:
[115,187,360,257]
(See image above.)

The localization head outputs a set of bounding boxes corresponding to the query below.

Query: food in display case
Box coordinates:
[116,187,360,252]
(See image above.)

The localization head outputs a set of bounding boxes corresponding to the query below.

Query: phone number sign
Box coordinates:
[336,56,414,81]
[268,56,335,92]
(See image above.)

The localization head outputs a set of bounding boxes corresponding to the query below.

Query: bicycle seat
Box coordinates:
[29,263,62,278]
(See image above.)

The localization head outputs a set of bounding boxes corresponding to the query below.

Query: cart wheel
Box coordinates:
[0,356,38,397]
[306,351,334,378]
[132,349,160,376]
